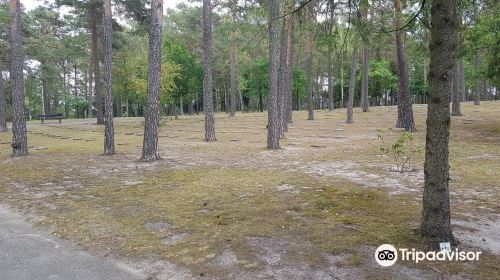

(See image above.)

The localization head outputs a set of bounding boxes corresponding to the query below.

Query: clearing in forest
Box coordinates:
[1,102,499,279]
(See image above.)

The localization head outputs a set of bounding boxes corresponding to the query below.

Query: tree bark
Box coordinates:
[360,0,369,112]
[229,10,237,117]
[103,0,115,155]
[224,81,229,114]
[306,4,314,120]
[285,0,295,125]
[340,64,344,107]
[420,0,457,245]
[62,61,69,117]
[42,64,51,114]
[277,6,289,138]
[0,63,7,132]
[473,54,480,105]
[267,0,280,150]
[346,41,358,123]
[87,55,93,118]
[361,47,370,111]
[179,96,184,115]
[74,62,78,96]
[458,58,465,101]
[258,87,263,112]
[141,0,163,161]
[203,0,216,142]
[326,1,335,111]
[91,7,104,124]
[9,0,28,156]
[327,42,334,111]
[283,0,295,126]
[188,95,193,115]
[394,0,415,131]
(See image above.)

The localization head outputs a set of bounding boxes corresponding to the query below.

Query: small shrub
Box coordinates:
[376,129,422,172]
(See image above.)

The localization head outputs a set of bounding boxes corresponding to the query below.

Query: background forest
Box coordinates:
[0,0,497,121]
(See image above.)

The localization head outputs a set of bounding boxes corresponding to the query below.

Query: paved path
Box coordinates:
[0,205,144,280]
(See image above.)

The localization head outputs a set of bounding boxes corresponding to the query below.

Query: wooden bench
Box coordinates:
[35,114,65,124]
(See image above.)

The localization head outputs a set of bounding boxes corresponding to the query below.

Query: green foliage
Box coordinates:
[1,0,496,117]
[465,3,500,87]
[369,59,397,99]
[113,34,180,106]
[63,94,88,116]
[163,39,202,103]
[241,57,307,109]
[376,129,423,173]
[293,67,307,104]
[242,58,268,98]
[410,62,429,98]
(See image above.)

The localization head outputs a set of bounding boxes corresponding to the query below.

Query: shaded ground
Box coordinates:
[0,101,499,279]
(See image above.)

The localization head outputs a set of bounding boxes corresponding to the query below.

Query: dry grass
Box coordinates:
[0,101,499,279]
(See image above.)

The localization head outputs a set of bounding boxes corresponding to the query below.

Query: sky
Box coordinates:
[20,0,190,12]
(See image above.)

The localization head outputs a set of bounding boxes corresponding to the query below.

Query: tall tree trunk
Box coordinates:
[394,0,415,131]
[238,89,243,113]
[285,0,295,124]
[87,55,93,118]
[327,1,335,111]
[277,6,290,138]
[91,7,103,124]
[229,11,237,117]
[103,0,115,155]
[327,42,334,111]
[141,0,163,161]
[188,95,193,115]
[421,0,457,245]
[203,0,216,141]
[9,0,27,156]
[285,20,295,124]
[196,93,200,114]
[451,60,462,116]
[258,87,263,112]
[361,47,370,111]
[267,0,280,149]
[458,58,465,101]
[74,62,78,96]
[179,96,184,115]
[42,65,51,114]
[360,0,370,112]
[224,81,229,113]
[346,41,358,123]
[340,64,344,107]
[284,0,295,124]
[473,54,480,105]
[62,62,69,117]
[0,63,7,132]
[451,5,463,116]
[116,98,122,117]
[306,4,315,120]
[214,87,219,113]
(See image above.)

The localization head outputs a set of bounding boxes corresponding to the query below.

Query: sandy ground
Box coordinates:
[0,101,499,279]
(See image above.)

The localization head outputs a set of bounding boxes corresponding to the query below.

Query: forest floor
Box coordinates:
[1,101,499,280]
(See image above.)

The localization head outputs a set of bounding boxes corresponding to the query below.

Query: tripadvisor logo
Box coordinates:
[375,244,482,267]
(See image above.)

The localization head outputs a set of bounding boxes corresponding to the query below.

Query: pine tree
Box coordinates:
[9,0,28,157]
[203,0,216,142]
[141,0,163,161]
[267,0,280,149]
[421,0,458,246]
[103,0,115,155]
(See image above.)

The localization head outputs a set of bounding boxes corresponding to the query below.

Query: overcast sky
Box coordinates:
[20,0,190,12]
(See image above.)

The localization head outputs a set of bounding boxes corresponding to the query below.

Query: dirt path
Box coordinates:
[0,205,145,280]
